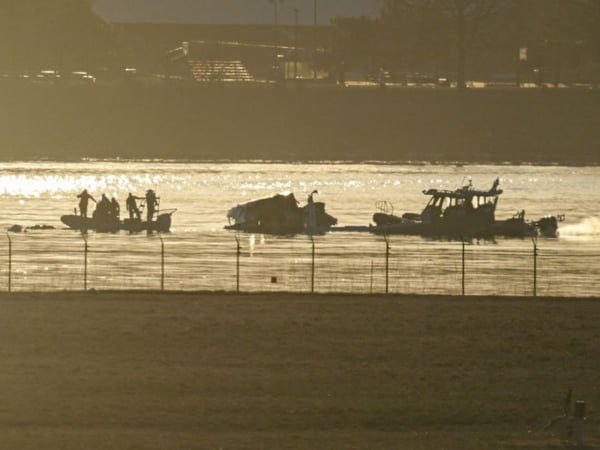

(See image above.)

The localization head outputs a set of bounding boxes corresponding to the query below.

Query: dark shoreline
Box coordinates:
[2,291,598,301]
[0,84,598,164]
[1,158,600,167]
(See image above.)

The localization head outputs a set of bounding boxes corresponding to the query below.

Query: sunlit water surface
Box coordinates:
[1,162,598,296]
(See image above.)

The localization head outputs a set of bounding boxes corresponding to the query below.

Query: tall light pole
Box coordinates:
[293,7,299,80]
[313,0,318,79]
[269,0,284,82]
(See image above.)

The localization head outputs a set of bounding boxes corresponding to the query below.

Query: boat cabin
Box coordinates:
[418,179,503,224]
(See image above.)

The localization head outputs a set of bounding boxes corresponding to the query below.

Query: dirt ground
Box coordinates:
[0,292,598,449]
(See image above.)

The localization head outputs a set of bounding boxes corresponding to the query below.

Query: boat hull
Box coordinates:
[369,216,556,239]
[225,223,332,235]
[370,221,496,238]
[372,212,497,238]
[61,213,173,233]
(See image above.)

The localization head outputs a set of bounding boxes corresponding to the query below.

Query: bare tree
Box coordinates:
[331,16,377,83]
[381,0,502,88]
[506,0,600,87]
[268,0,286,25]
[448,1,501,88]
[0,0,115,71]
[380,0,450,77]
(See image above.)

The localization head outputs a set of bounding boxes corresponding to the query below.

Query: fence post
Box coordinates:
[82,232,88,292]
[370,259,374,295]
[6,233,12,293]
[235,236,241,293]
[384,235,390,294]
[159,235,165,291]
[310,236,315,293]
[532,237,538,297]
[461,236,466,296]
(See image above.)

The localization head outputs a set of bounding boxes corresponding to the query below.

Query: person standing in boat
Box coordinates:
[110,197,121,219]
[95,194,111,219]
[126,192,143,220]
[77,189,96,218]
[305,190,319,230]
[145,189,159,223]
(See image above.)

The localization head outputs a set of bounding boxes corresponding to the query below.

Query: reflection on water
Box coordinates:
[0,161,598,296]
[1,161,599,231]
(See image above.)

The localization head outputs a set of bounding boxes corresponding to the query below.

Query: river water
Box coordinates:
[1,161,599,296]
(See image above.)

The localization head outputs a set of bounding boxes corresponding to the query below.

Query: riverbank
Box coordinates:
[0,84,598,164]
[0,292,597,449]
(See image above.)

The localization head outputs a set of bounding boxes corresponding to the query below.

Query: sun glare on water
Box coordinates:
[0,174,134,198]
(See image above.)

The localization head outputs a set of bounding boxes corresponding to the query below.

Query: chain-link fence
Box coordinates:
[1,232,599,297]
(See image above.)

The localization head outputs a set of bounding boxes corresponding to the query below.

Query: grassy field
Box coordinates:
[0,292,598,449]
[0,84,598,164]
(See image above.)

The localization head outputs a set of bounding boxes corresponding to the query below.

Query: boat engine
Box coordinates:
[535,215,563,238]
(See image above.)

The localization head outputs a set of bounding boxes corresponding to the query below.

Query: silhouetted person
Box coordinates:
[77,189,96,218]
[145,189,159,223]
[126,192,143,220]
[110,197,120,219]
[95,194,111,220]
[306,190,319,230]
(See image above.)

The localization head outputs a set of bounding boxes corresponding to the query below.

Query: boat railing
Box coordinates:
[375,200,394,216]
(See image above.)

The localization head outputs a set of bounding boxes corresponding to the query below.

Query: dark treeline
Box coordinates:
[0,0,115,71]
[333,0,600,86]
